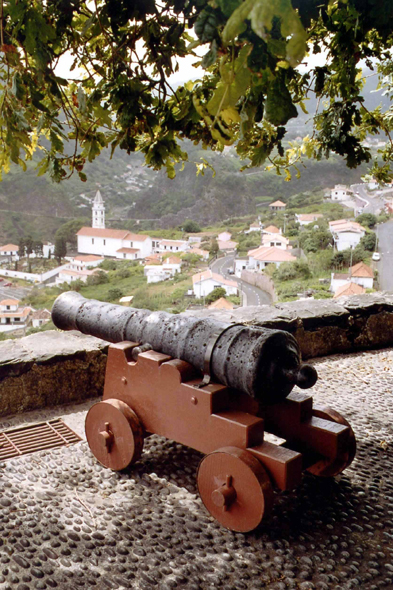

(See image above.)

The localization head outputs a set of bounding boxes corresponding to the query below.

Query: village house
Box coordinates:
[295,213,324,227]
[208,297,234,310]
[188,246,209,261]
[31,309,51,328]
[217,231,232,242]
[144,265,173,284]
[162,256,182,273]
[245,221,261,234]
[188,236,202,245]
[269,200,286,212]
[363,177,379,190]
[261,233,290,250]
[234,257,249,277]
[192,269,238,298]
[55,267,103,286]
[67,255,104,271]
[218,239,238,252]
[330,262,374,294]
[0,299,32,332]
[247,245,296,270]
[263,225,282,235]
[156,239,188,254]
[333,282,366,298]
[329,219,366,251]
[0,244,19,261]
[330,185,354,201]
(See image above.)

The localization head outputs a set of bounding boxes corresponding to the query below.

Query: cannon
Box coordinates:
[52,292,356,532]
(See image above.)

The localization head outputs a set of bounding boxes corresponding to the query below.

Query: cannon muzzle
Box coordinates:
[52,292,317,404]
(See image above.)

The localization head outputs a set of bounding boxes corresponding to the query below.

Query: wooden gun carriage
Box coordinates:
[53,293,356,532]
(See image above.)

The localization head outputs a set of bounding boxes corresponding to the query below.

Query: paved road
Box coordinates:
[375,219,393,292]
[351,183,392,215]
[210,254,271,306]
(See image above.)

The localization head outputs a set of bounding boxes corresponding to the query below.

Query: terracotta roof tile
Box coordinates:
[0,244,19,251]
[208,297,234,310]
[350,261,374,278]
[192,269,237,288]
[334,282,366,298]
[269,200,286,207]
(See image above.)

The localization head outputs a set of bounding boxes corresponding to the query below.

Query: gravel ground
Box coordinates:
[0,348,392,589]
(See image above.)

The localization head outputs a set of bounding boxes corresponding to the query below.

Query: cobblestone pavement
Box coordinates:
[0,348,392,589]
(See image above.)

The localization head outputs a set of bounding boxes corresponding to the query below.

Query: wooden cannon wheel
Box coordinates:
[197,447,274,532]
[85,399,144,471]
[307,406,356,478]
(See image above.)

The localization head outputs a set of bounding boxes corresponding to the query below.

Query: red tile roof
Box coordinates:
[350,262,374,278]
[334,282,365,298]
[0,244,19,251]
[192,269,237,288]
[248,246,296,262]
[269,200,286,207]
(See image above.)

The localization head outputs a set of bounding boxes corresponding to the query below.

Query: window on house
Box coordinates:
[123,254,126,259]
[6,306,10,310]
[92,238,94,244]
[103,240,106,246]
[14,318,20,322]
[270,242,274,247]
[130,242,133,247]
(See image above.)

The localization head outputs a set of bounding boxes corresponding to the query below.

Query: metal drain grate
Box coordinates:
[0,419,82,460]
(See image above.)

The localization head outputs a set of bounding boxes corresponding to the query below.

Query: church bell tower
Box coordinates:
[92,190,105,229]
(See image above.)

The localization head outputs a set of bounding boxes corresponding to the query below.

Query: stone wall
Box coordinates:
[241,270,276,302]
[1,292,393,417]
[185,292,393,359]
[0,331,108,417]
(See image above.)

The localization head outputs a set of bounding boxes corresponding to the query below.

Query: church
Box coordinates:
[77,191,154,260]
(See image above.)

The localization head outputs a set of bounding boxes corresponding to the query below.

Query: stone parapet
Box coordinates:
[0,331,108,417]
[1,292,393,417]
[184,292,393,359]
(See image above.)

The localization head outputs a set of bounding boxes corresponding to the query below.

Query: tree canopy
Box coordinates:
[1,0,393,183]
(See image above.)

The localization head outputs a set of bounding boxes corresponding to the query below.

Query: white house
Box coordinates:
[55,267,102,285]
[269,200,286,212]
[217,231,232,242]
[157,239,188,253]
[77,227,152,259]
[162,256,182,273]
[192,269,238,298]
[188,236,202,245]
[261,233,290,250]
[144,265,173,284]
[295,214,324,227]
[0,299,32,332]
[0,244,19,261]
[329,219,366,251]
[68,255,104,271]
[218,240,238,252]
[263,225,281,235]
[31,309,51,328]
[234,257,249,277]
[248,246,296,270]
[330,185,354,201]
[363,177,379,190]
[245,222,261,234]
[330,262,374,294]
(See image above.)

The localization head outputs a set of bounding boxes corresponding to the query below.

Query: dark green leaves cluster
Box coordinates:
[0,0,392,182]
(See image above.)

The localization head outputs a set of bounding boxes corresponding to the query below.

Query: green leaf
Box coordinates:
[201,40,218,69]
[194,9,218,43]
[222,0,253,45]
[264,75,298,126]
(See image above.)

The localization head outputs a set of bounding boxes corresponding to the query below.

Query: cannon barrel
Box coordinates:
[52,292,317,404]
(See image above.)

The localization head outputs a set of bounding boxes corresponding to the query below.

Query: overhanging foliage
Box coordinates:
[0,0,393,182]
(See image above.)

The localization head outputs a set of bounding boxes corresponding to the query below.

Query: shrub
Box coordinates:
[107,288,124,301]
[360,232,376,251]
[183,219,201,233]
[115,267,131,279]
[356,213,377,228]
[99,259,117,271]
[86,270,109,286]
[205,287,227,304]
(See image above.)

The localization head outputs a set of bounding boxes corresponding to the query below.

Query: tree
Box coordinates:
[356,213,377,229]
[24,236,34,259]
[18,237,26,258]
[1,1,393,183]
[183,220,202,233]
[205,287,227,304]
[210,238,219,256]
[33,241,43,258]
[55,219,89,248]
[360,232,377,251]
[54,237,67,263]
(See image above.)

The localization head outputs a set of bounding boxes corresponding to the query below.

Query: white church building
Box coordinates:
[77,190,152,259]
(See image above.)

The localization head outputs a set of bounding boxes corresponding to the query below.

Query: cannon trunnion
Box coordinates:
[85,342,356,533]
